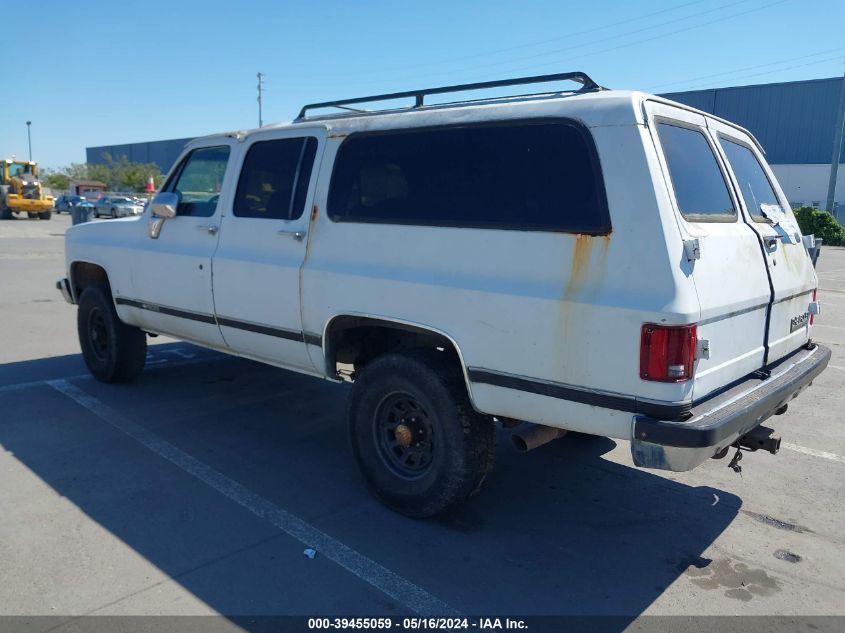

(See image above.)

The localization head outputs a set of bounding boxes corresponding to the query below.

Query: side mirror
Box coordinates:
[151,192,179,219]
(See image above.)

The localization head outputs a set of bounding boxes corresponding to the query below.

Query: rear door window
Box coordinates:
[328,120,610,234]
[720,138,780,222]
[234,137,318,220]
[657,123,736,222]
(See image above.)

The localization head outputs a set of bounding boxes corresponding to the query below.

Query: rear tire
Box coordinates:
[348,351,495,518]
[77,286,147,383]
[38,211,52,220]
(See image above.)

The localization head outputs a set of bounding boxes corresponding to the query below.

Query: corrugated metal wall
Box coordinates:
[661,77,844,165]
[86,137,193,173]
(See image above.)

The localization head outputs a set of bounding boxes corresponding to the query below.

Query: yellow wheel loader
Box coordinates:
[0,159,54,220]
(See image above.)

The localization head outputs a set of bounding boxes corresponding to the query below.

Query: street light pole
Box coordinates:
[257,72,264,127]
[26,121,32,161]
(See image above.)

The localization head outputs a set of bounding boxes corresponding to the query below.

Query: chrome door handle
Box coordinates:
[278,230,306,242]
[198,225,219,235]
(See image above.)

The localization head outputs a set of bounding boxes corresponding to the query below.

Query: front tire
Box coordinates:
[77,287,147,383]
[38,210,52,220]
[348,351,495,518]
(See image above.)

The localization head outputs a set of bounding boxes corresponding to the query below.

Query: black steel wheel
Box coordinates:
[374,392,436,479]
[77,286,147,383]
[348,351,495,518]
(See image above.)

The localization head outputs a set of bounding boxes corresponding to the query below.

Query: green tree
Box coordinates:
[42,171,71,191]
[793,206,845,246]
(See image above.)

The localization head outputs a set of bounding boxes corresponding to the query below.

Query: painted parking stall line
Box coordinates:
[0,349,225,394]
[782,442,845,465]
[46,378,460,617]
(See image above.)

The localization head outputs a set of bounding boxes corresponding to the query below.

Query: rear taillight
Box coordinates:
[640,324,697,382]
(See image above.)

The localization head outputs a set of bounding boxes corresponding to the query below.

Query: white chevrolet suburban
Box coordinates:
[58,72,830,517]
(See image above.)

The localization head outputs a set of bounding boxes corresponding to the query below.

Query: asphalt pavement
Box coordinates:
[1,213,843,629]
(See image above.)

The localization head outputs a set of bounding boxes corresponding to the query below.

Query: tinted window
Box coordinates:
[234,137,318,220]
[657,123,735,222]
[328,121,609,233]
[166,146,230,217]
[720,138,780,222]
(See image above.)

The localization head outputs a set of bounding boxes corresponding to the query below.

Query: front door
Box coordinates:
[211,128,324,371]
[126,143,233,348]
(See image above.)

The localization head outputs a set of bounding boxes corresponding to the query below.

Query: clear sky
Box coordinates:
[4,0,844,169]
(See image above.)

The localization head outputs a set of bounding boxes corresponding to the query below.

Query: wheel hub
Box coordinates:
[374,393,435,479]
[394,423,413,448]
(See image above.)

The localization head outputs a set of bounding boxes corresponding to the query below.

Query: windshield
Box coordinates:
[8,162,33,177]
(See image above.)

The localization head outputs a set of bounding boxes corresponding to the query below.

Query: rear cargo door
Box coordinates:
[646,101,771,398]
[708,118,816,364]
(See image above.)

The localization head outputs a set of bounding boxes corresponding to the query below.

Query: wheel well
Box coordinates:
[324,316,464,382]
[70,261,111,301]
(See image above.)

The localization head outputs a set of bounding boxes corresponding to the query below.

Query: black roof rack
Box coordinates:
[296,71,603,120]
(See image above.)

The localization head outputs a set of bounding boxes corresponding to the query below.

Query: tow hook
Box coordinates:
[721,425,781,475]
[736,425,781,455]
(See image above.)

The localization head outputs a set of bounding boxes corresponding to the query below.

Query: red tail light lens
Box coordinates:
[640,324,697,382]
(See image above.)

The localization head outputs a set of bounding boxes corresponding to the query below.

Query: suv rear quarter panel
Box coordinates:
[301,108,699,438]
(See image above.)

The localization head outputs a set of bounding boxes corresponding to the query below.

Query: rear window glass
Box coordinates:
[657,123,735,222]
[328,121,610,234]
[720,138,780,222]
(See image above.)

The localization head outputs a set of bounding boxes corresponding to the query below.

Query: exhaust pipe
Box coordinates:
[511,423,567,452]
[736,425,781,455]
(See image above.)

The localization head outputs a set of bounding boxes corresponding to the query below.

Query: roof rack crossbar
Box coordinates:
[296,71,603,120]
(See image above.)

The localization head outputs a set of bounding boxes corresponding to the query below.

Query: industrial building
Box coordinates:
[86,76,845,212]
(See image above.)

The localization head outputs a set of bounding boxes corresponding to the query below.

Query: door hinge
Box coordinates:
[696,339,710,360]
[684,238,701,261]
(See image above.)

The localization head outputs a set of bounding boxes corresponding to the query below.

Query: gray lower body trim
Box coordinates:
[467,368,691,420]
[114,297,323,347]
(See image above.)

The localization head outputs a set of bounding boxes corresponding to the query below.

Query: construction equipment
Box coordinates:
[1,159,54,220]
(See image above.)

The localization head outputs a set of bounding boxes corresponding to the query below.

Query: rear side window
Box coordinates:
[657,123,735,222]
[234,137,318,220]
[328,121,609,234]
[720,138,780,222]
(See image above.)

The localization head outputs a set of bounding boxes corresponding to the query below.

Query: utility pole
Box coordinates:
[26,121,32,161]
[825,68,845,220]
[257,72,265,127]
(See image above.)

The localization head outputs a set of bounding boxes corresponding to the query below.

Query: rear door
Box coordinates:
[211,128,323,371]
[646,101,772,398]
[708,118,816,364]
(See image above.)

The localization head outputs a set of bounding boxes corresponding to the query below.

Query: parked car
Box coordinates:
[93,196,144,218]
[57,72,830,518]
[54,195,88,214]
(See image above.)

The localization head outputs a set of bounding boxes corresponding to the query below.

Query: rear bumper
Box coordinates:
[631,343,831,471]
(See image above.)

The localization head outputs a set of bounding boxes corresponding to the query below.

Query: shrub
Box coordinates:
[793,206,845,247]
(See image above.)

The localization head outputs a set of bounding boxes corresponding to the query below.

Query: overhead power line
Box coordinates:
[446,0,792,84]
[648,46,845,91]
[348,0,712,76]
[400,0,759,82]
[671,54,845,92]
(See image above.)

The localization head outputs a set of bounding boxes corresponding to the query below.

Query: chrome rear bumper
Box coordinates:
[631,343,831,471]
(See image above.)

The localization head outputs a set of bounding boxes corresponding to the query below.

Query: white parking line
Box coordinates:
[782,442,845,465]
[0,353,225,394]
[829,364,845,371]
[813,323,845,331]
[46,378,460,617]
